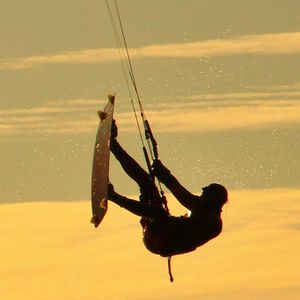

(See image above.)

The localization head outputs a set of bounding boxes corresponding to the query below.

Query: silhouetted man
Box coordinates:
[108,121,228,257]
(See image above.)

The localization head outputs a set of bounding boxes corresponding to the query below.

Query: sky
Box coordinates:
[1,0,300,299]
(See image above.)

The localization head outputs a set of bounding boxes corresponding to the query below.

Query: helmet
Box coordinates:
[202,183,228,204]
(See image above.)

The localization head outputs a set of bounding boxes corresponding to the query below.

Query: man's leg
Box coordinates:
[110,121,162,209]
[111,139,150,187]
[108,184,167,220]
[111,138,161,201]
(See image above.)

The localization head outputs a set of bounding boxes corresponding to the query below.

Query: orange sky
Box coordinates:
[1,189,300,299]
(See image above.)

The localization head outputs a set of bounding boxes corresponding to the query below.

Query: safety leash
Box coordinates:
[168,256,174,282]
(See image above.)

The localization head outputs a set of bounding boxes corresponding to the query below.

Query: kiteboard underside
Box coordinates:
[90,94,115,228]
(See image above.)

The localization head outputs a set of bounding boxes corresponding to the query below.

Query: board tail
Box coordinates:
[90,215,101,228]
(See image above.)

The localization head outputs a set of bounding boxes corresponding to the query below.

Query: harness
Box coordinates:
[141,216,174,282]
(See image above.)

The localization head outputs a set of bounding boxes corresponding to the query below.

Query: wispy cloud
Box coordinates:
[0,49,119,70]
[0,99,106,136]
[1,32,300,70]
[147,100,300,133]
[1,86,300,137]
[135,31,300,58]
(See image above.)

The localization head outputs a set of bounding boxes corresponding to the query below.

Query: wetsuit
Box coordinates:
[110,139,223,257]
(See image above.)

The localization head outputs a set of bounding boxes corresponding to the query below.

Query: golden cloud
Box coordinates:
[1,32,300,70]
[0,91,300,136]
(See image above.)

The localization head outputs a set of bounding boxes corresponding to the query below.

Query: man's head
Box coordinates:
[202,183,228,210]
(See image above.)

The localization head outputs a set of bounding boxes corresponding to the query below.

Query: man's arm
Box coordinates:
[152,160,199,211]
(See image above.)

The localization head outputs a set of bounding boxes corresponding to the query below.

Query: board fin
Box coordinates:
[90,215,101,228]
[98,111,108,121]
[108,94,115,104]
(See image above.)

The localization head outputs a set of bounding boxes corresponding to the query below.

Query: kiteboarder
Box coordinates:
[108,121,228,257]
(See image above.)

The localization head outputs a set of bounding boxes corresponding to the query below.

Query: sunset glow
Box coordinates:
[1,1,300,299]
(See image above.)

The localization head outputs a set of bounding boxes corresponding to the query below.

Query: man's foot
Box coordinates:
[107,183,116,200]
[111,119,118,140]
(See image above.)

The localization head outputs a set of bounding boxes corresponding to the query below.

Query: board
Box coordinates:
[90,94,115,228]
